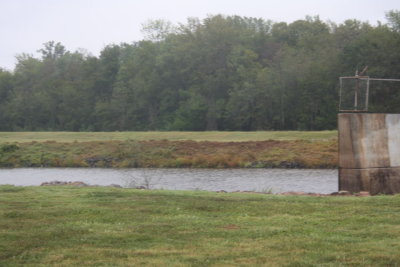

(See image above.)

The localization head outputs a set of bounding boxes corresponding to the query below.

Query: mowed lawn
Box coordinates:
[0,131,337,143]
[1,186,400,266]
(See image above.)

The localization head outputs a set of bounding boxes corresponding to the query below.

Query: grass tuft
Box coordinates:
[0,185,25,193]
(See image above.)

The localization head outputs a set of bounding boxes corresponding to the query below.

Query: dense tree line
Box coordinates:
[1,12,400,131]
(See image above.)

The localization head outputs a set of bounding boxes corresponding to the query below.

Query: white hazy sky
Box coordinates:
[1,0,399,70]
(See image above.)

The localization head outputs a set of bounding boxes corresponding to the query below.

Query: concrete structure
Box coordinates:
[339,113,400,194]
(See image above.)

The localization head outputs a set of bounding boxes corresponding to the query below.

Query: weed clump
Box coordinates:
[0,185,25,193]
[0,144,19,153]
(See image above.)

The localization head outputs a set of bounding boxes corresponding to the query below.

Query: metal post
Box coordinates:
[339,77,343,111]
[365,78,370,111]
[355,77,359,110]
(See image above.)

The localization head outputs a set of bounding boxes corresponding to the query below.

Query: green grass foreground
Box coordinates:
[0,186,399,266]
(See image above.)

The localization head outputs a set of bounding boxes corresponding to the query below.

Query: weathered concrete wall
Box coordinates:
[339,113,400,194]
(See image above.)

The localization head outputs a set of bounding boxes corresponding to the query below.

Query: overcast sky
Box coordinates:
[1,0,399,70]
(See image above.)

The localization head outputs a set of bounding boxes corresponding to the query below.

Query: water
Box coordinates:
[0,168,338,194]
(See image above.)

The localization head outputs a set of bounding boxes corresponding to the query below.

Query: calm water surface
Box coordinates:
[0,168,338,193]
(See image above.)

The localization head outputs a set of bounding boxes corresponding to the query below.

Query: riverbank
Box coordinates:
[38,180,366,196]
[0,139,337,168]
[1,185,399,266]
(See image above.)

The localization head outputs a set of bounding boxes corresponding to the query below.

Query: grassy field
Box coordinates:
[0,185,399,266]
[0,139,337,168]
[0,131,337,143]
[0,131,338,168]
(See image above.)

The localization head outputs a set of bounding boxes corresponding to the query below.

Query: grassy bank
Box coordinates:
[0,139,337,168]
[0,131,337,143]
[0,186,399,266]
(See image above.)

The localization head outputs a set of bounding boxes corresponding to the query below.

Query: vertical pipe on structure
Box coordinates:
[338,115,341,191]
[339,78,343,111]
[355,78,359,111]
[365,78,370,112]
[338,77,341,192]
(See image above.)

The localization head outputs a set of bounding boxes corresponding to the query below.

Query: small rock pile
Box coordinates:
[41,181,88,187]
[279,190,370,197]
[217,190,371,197]
[40,181,122,188]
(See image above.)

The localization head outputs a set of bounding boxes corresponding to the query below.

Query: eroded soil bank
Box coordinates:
[0,139,337,168]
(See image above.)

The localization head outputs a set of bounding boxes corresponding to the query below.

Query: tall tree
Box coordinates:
[1,14,399,131]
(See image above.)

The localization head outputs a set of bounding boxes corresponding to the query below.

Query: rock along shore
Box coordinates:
[39,181,370,197]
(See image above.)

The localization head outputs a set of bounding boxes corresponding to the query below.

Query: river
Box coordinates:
[0,168,338,194]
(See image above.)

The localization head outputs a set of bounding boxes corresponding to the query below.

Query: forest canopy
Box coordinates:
[1,12,400,131]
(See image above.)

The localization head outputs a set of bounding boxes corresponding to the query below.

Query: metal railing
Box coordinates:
[339,76,400,112]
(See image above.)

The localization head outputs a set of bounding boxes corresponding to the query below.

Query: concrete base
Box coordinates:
[339,167,400,195]
[339,113,400,195]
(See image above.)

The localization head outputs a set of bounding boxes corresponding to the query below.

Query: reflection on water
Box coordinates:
[0,168,338,194]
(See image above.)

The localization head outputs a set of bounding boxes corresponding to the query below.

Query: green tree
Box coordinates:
[386,10,400,32]
[0,69,14,130]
